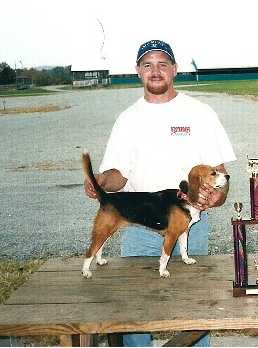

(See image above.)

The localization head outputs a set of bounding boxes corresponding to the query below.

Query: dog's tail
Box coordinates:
[82,149,107,203]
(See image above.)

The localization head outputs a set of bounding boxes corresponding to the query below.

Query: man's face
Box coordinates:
[136,51,177,95]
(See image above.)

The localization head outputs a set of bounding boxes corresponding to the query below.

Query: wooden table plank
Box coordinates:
[37,254,229,271]
[1,255,257,336]
[2,300,258,335]
[5,255,233,305]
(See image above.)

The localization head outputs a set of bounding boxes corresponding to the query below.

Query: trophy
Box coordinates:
[234,202,243,220]
[247,157,258,219]
[232,157,258,296]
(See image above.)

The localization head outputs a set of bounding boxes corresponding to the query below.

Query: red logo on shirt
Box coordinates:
[171,126,191,136]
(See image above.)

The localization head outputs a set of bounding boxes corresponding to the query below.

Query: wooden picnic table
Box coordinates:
[1,254,258,346]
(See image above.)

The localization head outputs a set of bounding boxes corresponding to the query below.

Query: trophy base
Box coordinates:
[233,282,258,297]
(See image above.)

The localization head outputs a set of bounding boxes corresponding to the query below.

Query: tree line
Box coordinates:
[0,62,72,86]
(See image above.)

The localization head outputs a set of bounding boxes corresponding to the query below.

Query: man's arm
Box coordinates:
[84,169,127,199]
[195,164,229,210]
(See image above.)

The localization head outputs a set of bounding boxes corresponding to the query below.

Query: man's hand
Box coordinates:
[192,182,229,211]
[84,169,127,199]
[84,174,105,199]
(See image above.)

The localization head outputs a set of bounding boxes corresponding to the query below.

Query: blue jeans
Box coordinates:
[121,212,210,347]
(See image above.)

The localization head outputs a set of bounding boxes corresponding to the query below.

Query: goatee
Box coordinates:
[146,81,169,95]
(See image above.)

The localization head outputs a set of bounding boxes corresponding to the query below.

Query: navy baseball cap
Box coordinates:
[136,40,176,64]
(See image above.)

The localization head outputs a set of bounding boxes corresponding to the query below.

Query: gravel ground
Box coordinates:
[0,86,257,261]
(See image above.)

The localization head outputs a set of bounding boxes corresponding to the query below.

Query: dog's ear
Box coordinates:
[179,180,188,194]
[188,168,201,203]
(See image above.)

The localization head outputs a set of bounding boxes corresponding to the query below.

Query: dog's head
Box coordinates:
[187,164,230,203]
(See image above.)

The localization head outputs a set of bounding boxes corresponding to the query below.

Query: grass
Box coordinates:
[0,87,56,97]
[175,79,258,97]
[0,259,43,304]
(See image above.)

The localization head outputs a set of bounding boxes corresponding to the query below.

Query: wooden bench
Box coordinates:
[1,255,258,346]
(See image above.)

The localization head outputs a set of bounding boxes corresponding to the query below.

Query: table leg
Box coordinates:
[59,335,72,346]
[107,333,123,346]
[162,330,209,347]
[79,334,98,346]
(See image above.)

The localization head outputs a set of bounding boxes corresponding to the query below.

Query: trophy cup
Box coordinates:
[234,202,243,220]
[232,157,258,296]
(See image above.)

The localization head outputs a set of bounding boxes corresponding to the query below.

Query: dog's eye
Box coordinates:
[211,171,216,176]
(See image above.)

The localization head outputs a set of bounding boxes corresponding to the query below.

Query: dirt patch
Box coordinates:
[250,95,258,101]
[54,183,83,189]
[13,159,81,172]
[0,104,71,115]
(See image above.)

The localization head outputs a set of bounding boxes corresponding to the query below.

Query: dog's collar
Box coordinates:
[177,189,188,200]
[177,190,198,208]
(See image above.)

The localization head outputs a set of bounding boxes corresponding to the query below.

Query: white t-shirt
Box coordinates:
[99,92,236,192]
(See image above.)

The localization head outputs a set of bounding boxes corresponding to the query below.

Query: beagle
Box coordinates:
[82,150,229,278]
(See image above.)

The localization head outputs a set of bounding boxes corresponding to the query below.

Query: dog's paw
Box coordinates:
[183,257,196,265]
[97,258,108,266]
[82,270,92,278]
[160,270,170,278]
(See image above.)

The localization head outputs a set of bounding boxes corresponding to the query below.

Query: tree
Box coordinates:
[0,62,72,86]
[0,62,16,85]
[50,66,71,85]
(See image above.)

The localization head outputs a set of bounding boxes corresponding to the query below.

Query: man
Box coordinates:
[85,40,236,346]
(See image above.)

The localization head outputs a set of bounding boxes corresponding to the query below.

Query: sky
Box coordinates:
[1,0,258,74]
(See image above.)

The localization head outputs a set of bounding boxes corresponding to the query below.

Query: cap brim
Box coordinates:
[136,49,174,63]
